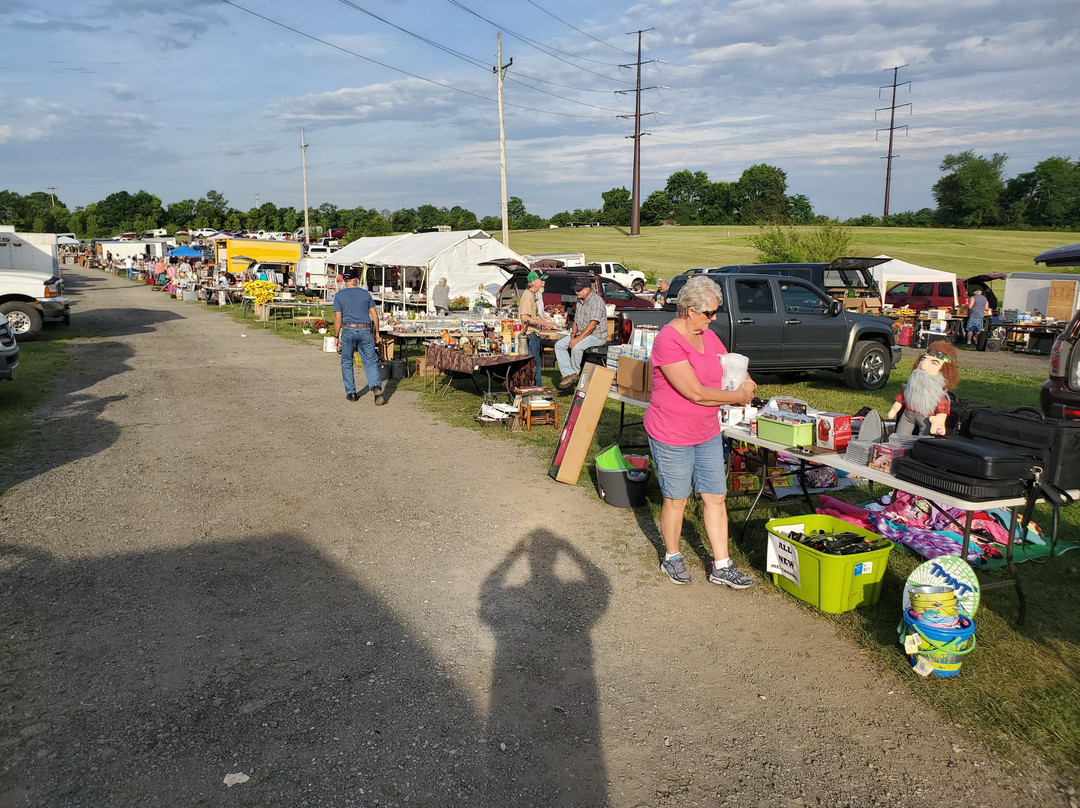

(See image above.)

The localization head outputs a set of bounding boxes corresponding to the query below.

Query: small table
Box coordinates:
[425,344,536,398]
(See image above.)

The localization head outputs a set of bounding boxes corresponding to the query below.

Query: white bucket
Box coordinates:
[323,335,338,353]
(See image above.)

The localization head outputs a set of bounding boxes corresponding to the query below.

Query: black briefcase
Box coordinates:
[894,456,1030,501]
[910,435,1041,482]
[966,407,1080,492]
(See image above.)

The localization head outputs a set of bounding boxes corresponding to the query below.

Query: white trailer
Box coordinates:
[1002,272,1080,320]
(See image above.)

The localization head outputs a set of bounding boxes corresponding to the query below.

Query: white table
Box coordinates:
[722,425,1079,625]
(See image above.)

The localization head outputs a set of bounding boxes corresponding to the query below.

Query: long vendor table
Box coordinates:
[425,344,536,398]
[722,425,1078,625]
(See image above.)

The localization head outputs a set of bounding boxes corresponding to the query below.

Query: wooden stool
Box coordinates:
[519,399,559,430]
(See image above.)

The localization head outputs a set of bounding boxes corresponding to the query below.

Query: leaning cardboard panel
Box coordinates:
[549,363,618,485]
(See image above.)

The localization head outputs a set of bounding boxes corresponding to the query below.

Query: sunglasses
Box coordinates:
[697,307,719,318]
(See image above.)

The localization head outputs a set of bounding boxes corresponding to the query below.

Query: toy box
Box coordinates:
[727,472,761,492]
[815,413,852,451]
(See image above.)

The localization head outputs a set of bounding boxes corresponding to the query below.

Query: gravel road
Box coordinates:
[0,263,1071,807]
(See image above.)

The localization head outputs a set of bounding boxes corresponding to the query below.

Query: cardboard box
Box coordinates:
[727,472,761,492]
[815,413,852,451]
[616,355,652,402]
[549,363,617,485]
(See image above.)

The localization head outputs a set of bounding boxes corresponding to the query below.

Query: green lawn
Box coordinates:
[505,225,1078,286]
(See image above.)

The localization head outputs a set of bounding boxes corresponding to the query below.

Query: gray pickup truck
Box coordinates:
[616,272,901,390]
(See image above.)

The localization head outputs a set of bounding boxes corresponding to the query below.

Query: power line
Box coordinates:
[877,65,911,217]
[525,0,637,57]
[219,0,610,119]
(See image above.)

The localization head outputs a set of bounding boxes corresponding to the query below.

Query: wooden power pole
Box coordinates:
[494,33,512,247]
[877,65,910,218]
[300,129,311,245]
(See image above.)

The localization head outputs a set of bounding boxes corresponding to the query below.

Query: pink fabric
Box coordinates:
[643,324,727,446]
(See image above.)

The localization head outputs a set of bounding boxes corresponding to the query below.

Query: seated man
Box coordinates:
[554,277,607,390]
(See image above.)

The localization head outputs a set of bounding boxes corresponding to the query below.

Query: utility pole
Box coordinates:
[616,29,656,236]
[877,65,910,218]
[45,187,57,207]
[301,129,311,245]
[493,32,512,247]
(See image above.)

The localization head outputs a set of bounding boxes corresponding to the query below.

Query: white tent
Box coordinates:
[872,255,958,306]
[332,230,524,312]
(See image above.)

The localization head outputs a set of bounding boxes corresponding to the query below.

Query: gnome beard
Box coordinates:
[903,368,947,417]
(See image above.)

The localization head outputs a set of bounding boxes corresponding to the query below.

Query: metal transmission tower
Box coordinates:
[616,29,656,236]
[876,65,910,218]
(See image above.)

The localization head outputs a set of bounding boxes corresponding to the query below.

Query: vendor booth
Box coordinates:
[873,256,958,307]
[330,230,525,313]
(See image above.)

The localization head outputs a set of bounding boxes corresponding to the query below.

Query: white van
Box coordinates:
[143,228,167,238]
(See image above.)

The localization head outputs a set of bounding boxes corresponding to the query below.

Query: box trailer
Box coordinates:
[1002,272,1080,321]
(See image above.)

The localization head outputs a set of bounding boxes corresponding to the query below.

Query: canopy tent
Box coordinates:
[872,255,958,306]
[331,230,525,312]
[166,245,203,258]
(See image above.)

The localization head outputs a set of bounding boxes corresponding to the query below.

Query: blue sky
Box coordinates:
[2,0,1077,220]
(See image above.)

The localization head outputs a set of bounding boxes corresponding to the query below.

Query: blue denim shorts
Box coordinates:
[966,317,983,334]
[647,432,727,499]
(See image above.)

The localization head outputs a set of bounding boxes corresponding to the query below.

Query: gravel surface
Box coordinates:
[0,263,1072,807]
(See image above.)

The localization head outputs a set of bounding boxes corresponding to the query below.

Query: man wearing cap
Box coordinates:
[554,277,607,390]
[333,272,384,405]
[518,269,558,386]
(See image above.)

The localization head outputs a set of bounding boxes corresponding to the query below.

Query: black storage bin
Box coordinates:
[596,466,651,508]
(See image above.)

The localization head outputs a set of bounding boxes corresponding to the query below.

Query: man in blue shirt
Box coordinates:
[965,289,991,345]
[333,273,384,404]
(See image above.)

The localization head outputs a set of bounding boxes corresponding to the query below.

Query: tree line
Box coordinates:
[2,152,1076,239]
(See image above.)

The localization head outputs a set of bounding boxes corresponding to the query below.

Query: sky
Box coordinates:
[1,0,1078,221]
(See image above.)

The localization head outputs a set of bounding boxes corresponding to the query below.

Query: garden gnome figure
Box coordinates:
[887,340,959,436]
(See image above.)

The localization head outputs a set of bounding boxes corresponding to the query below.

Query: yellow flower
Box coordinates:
[244,280,277,305]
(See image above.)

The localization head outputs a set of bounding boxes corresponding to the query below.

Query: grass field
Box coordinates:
[505,225,1080,288]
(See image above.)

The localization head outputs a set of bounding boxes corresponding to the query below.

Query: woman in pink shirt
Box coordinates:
[643,276,757,588]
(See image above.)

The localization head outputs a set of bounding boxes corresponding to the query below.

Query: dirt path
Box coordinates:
[0,264,1070,807]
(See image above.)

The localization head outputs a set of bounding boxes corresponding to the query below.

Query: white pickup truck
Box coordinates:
[0,226,71,338]
[583,261,647,293]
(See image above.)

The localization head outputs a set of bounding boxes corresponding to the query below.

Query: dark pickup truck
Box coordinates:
[617,272,901,390]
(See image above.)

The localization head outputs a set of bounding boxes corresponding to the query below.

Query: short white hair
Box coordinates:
[676,276,723,318]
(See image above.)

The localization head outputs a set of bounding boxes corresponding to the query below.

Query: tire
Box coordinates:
[631,279,645,293]
[843,341,890,391]
[0,302,43,339]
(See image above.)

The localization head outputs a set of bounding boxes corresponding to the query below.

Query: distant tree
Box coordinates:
[737,164,788,224]
[391,208,418,232]
[479,215,502,232]
[639,191,673,226]
[549,211,573,227]
[699,181,738,225]
[932,150,1007,227]
[447,205,479,231]
[416,204,443,228]
[600,187,631,226]
[195,190,228,228]
[665,170,710,225]
[751,220,853,262]
[844,214,881,227]
[883,208,935,227]
[166,199,197,229]
[1004,156,1080,228]
[786,193,814,224]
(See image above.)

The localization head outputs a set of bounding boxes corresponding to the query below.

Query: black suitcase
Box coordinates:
[910,436,1041,482]
[894,456,1030,501]
[945,395,996,436]
[966,407,1080,492]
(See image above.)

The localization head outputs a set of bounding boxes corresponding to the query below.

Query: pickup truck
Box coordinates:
[582,261,647,293]
[618,272,901,390]
[0,227,72,339]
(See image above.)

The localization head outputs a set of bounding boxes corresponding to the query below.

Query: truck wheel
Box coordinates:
[0,302,43,339]
[843,341,890,391]
[631,279,645,293]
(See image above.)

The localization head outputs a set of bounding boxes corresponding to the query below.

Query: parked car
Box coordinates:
[711,257,886,301]
[495,268,653,311]
[884,274,1003,312]
[326,228,347,240]
[1038,243,1080,420]
[0,312,18,380]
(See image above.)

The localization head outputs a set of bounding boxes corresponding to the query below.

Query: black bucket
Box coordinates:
[378,360,392,382]
[596,466,651,508]
[389,359,406,379]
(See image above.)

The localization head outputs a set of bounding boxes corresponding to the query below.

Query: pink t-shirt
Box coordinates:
[643,324,727,446]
